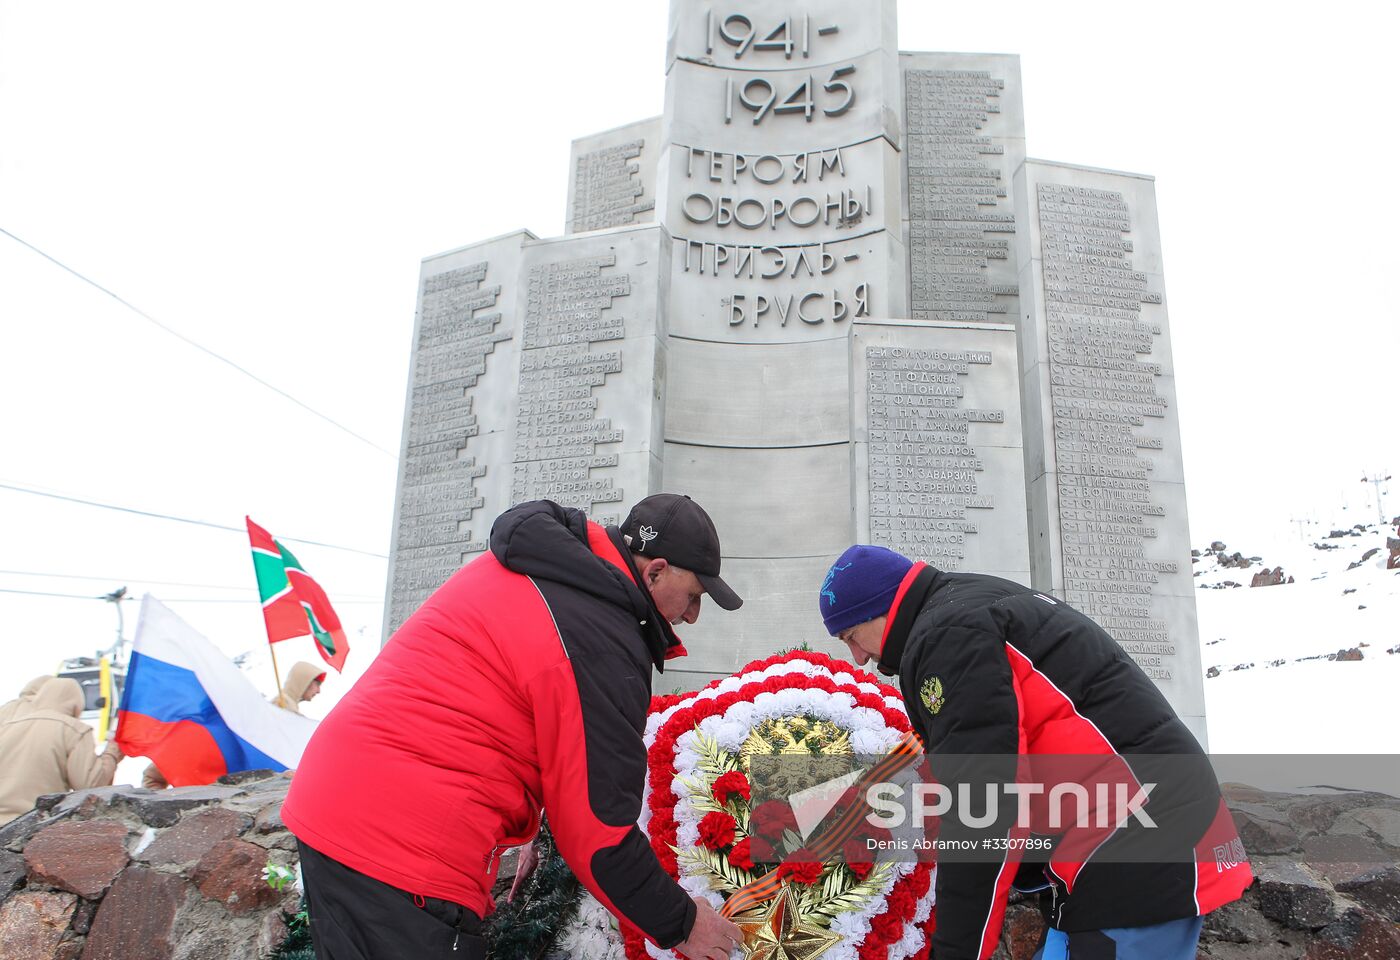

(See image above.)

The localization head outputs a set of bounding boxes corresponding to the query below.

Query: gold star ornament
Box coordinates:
[731,884,843,960]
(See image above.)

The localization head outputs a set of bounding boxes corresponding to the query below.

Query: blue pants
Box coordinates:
[1032,916,1203,960]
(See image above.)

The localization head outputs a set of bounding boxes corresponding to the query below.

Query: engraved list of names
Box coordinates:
[1038,183,1177,681]
[904,69,1016,323]
[866,344,1003,568]
[391,261,510,631]
[511,254,630,517]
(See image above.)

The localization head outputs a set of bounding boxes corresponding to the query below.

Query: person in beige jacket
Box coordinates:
[0,678,123,825]
[0,675,55,724]
[274,661,325,716]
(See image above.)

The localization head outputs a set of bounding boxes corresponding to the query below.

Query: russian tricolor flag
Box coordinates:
[117,595,317,786]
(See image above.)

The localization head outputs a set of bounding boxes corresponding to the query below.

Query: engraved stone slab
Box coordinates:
[662,442,850,558]
[666,0,897,72]
[899,52,1025,327]
[665,336,848,447]
[662,554,849,686]
[1014,159,1204,742]
[512,225,672,528]
[661,0,901,157]
[385,230,534,635]
[666,135,902,247]
[852,319,1030,584]
[665,227,906,342]
[566,117,661,235]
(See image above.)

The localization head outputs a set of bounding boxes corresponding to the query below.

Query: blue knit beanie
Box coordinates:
[819,545,913,635]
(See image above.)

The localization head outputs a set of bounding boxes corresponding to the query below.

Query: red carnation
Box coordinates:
[697,811,737,850]
[841,839,874,880]
[712,771,751,805]
[750,800,798,838]
[728,837,754,870]
[870,910,904,943]
[857,940,886,960]
[749,836,777,864]
[777,848,823,885]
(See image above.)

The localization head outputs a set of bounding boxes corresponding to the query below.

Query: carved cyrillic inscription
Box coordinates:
[904,70,1015,322]
[572,140,654,232]
[512,255,629,517]
[391,261,511,631]
[865,345,1004,567]
[1038,183,1176,679]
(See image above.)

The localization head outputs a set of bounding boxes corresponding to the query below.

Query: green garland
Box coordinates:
[270,900,314,960]
[484,819,583,960]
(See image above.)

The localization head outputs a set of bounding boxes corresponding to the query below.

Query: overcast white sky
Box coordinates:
[2,1,1396,703]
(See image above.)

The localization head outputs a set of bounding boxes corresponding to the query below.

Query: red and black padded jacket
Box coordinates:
[283,501,696,948]
[879,564,1253,960]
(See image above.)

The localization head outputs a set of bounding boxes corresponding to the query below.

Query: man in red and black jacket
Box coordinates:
[819,545,1253,960]
[284,495,745,959]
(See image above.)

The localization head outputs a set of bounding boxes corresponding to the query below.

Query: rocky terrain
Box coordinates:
[2,773,1397,958]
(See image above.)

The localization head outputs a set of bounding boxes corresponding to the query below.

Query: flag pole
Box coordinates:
[269,641,285,709]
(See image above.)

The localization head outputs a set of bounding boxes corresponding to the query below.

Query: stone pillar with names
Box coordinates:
[853,320,1030,584]
[1015,160,1206,742]
[385,230,533,636]
[899,53,1025,326]
[566,118,661,234]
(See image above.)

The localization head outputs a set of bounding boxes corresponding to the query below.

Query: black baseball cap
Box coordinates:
[620,493,743,610]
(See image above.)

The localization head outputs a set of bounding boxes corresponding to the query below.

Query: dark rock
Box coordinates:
[1211,540,1227,552]
[253,803,285,835]
[1333,648,1364,662]
[257,908,293,958]
[1207,666,1221,678]
[1328,529,1349,539]
[1344,588,1357,594]
[70,896,98,936]
[1256,861,1340,929]
[997,900,1044,959]
[1303,906,1400,959]
[1347,808,1400,847]
[33,795,66,813]
[138,808,250,868]
[50,787,132,822]
[1288,797,1349,837]
[1192,549,1202,558]
[1201,895,1274,944]
[121,786,243,828]
[215,769,279,787]
[1321,861,1400,921]
[192,839,281,914]
[0,808,65,854]
[80,867,185,960]
[24,820,129,899]
[1362,548,1380,562]
[1231,804,1302,855]
[0,890,77,959]
[1251,566,1288,587]
[0,848,25,903]
[1347,561,1363,571]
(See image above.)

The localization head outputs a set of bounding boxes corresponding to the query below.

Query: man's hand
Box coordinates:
[508,842,539,902]
[674,897,742,960]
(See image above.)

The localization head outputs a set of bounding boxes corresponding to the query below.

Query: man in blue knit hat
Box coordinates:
[817,545,1252,960]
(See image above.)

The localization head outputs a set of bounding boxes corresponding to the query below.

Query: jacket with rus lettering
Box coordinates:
[282,501,697,948]
[879,564,1253,960]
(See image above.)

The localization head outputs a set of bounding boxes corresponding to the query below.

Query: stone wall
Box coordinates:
[992,783,1400,959]
[3,775,1396,958]
[0,772,299,960]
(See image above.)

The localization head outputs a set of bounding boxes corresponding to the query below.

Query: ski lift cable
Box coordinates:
[0,226,398,460]
[0,568,382,600]
[0,481,388,559]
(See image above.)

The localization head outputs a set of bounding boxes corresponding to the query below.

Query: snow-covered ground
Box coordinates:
[1195,517,1400,784]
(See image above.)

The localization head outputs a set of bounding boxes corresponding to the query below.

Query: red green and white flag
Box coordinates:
[246,516,349,672]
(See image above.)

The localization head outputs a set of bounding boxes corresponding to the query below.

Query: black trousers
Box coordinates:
[298,840,486,960]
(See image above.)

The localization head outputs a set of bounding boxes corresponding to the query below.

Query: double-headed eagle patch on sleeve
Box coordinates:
[919,675,945,715]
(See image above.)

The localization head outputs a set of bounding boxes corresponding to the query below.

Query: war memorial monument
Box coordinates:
[384,0,1206,743]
